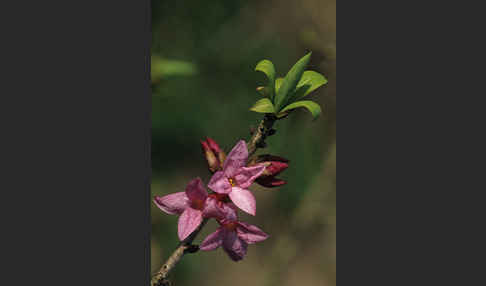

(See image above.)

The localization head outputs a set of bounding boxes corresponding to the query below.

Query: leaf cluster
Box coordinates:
[250,52,327,120]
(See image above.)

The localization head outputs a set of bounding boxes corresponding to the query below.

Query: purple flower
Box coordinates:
[207,140,266,215]
[200,213,269,261]
[153,177,226,241]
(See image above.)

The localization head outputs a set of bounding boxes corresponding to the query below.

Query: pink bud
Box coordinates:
[206,137,221,153]
[206,137,226,166]
[201,140,220,173]
[261,161,288,177]
[256,154,289,163]
[247,154,289,188]
[248,154,289,177]
[255,176,287,188]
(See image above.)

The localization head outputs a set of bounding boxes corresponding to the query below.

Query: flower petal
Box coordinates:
[216,203,239,224]
[237,222,269,244]
[202,197,226,219]
[234,164,267,189]
[228,187,256,216]
[223,140,248,177]
[208,171,232,194]
[185,177,208,202]
[222,230,248,261]
[177,208,203,241]
[153,192,188,215]
[222,203,239,221]
[200,227,224,251]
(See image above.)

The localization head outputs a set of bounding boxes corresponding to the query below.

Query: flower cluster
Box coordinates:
[154,139,288,261]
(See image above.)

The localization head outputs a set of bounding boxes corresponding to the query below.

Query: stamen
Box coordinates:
[228,178,236,187]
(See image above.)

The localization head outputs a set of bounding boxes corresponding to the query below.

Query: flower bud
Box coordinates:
[255,176,287,188]
[206,137,226,166]
[247,154,289,188]
[248,154,289,177]
[201,140,220,173]
[256,154,289,163]
[261,161,288,177]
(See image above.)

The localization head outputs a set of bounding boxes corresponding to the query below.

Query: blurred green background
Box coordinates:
[151,0,335,285]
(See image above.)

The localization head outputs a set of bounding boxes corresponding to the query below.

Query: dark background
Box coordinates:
[151,0,336,285]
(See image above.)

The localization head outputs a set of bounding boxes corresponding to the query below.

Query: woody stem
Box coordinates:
[150,218,209,286]
[247,114,277,158]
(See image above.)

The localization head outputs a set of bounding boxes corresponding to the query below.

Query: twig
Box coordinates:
[247,114,277,157]
[151,114,276,286]
[151,219,208,286]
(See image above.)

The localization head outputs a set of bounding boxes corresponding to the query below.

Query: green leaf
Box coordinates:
[275,77,284,94]
[279,100,322,119]
[250,98,276,114]
[274,52,312,111]
[292,71,328,101]
[255,60,276,101]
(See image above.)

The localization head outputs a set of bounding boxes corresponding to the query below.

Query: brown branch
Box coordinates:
[151,218,209,286]
[151,114,277,286]
[247,114,277,157]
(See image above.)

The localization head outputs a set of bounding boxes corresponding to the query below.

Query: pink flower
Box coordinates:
[200,214,269,261]
[207,140,266,215]
[153,177,227,241]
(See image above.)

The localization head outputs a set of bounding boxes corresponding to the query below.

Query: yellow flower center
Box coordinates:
[228,178,236,187]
